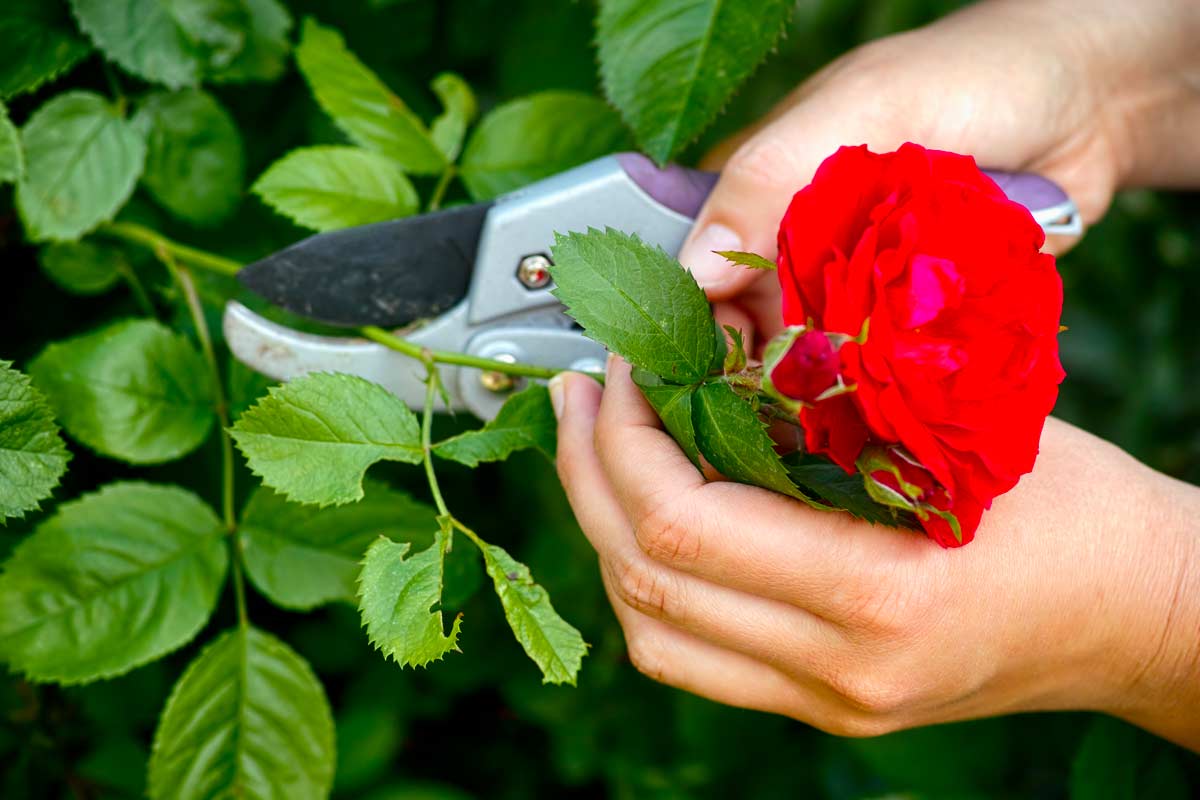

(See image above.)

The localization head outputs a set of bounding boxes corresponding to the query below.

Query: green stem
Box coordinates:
[156,248,247,629]
[103,222,582,382]
[360,326,563,380]
[421,365,451,518]
[115,259,156,318]
[104,221,242,278]
[427,167,455,212]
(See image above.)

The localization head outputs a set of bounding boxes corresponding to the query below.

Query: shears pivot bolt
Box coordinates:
[517,254,553,290]
[480,352,518,394]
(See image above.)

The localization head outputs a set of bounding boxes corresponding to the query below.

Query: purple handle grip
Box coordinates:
[616,151,1069,219]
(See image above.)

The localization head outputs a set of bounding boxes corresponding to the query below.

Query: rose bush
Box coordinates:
[772,143,1065,545]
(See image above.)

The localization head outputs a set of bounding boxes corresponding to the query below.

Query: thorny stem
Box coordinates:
[155,247,249,630]
[103,222,586,382]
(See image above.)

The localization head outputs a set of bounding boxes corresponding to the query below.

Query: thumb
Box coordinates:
[679,82,915,301]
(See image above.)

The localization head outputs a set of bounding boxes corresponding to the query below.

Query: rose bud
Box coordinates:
[769,329,839,404]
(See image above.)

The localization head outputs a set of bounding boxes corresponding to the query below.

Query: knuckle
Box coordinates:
[624,632,668,683]
[634,491,701,565]
[724,135,806,192]
[828,668,915,718]
[611,555,673,619]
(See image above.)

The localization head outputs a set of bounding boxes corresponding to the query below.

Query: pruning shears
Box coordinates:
[223,152,1081,420]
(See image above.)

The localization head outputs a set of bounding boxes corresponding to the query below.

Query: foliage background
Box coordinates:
[2,0,1198,797]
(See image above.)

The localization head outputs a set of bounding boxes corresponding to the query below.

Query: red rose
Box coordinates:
[775,143,1064,546]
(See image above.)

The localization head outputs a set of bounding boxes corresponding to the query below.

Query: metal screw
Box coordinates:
[517,254,553,290]
[480,352,517,393]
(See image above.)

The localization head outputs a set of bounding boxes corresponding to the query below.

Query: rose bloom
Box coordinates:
[772,142,1065,546]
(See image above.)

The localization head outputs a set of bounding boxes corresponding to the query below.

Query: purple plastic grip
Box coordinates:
[616,151,1068,219]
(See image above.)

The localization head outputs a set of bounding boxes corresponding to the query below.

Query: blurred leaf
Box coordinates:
[210,0,292,83]
[0,482,227,684]
[429,72,476,162]
[0,102,19,184]
[29,319,215,464]
[365,783,476,800]
[75,737,148,797]
[38,240,125,295]
[479,540,587,684]
[295,17,445,174]
[550,228,717,383]
[252,146,419,231]
[459,91,632,200]
[849,719,1011,795]
[69,0,247,88]
[693,381,822,505]
[227,356,273,419]
[135,89,245,225]
[334,705,403,792]
[1070,715,1190,800]
[596,0,793,163]
[0,360,70,521]
[358,526,463,668]
[16,91,146,242]
[0,0,91,99]
[148,626,336,800]
[633,371,703,471]
[230,372,423,506]
[434,384,555,467]
[240,481,439,610]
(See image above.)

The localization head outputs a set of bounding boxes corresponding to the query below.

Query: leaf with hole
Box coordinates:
[240,481,439,610]
[0,482,226,683]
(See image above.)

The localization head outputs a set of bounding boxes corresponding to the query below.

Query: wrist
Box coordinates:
[1105,465,1200,751]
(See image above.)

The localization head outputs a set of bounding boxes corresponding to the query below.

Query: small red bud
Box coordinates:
[770,330,839,403]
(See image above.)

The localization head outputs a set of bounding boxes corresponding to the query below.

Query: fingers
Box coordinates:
[590,359,931,622]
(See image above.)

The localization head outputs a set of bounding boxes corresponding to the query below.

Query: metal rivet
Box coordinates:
[517,254,553,290]
[480,352,517,393]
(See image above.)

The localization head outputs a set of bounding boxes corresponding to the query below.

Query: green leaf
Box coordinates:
[229,372,423,507]
[209,0,292,83]
[69,0,248,88]
[148,626,336,800]
[715,250,776,270]
[459,91,633,200]
[692,381,825,506]
[29,319,215,464]
[358,526,463,668]
[16,91,146,242]
[39,240,124,295]
[134,89,245,225]
[252,146,419,232]
[786,458,914,527]
[0,482,227,683]
[632,369,702,472]
[1070,716,1139,800]
[295,17,445,174]
[478,541,587,685]
[550,228,718,383]
[597,0,794,163]
[0,102,20,184]
[0,0,91,99]
[434,384,556,467]
[239,481,439,610]
[429,72,476,163]
[0,361,70,521]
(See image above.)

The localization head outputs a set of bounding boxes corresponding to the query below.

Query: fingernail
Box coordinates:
[681,223,742,288]
[548,374,566,419]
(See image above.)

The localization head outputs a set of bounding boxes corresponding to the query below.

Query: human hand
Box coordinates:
[550,359,1200,750]
[682,0,1200,354]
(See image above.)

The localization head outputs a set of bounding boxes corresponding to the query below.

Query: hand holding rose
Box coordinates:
[551,0,1200,751]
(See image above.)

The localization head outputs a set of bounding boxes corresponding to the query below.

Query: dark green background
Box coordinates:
[2,0,1197,797]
